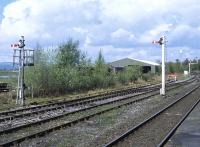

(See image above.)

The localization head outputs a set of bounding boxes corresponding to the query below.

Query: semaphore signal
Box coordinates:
[152,36,166,96]
[152,37,164,45]
[11,44,19,48]
[12,36,34,106]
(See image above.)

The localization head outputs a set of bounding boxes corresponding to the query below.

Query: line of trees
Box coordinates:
[24,38,200,97]
[24,39,156,97]
[166,59,200,74]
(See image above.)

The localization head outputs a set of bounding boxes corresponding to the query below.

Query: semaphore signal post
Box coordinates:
[12,36,34,106]
[152,36,166,96]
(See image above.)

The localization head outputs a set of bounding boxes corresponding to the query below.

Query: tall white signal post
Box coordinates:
[12,36,34,106]
[153,36,166,95]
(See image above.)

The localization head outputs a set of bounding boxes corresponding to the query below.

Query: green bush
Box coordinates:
[142,73,153,81]
[24,39,157,97]
[117,71,128,85]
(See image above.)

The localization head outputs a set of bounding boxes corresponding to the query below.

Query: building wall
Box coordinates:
[112,65,157,74]
[151,65,156,74]
[109,58,159,74]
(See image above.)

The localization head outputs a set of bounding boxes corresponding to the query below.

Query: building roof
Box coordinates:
[133,59,160,66]
[109,58,160,67]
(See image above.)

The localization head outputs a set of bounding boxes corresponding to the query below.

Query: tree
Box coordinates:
[126,66,140,82]
[167,62,175,73]
[95,49,105,69]
[182,58,189,70]
[93,50,113,88]
[25,45,52,96]
[117,66,141,84]
[56,38,80,67]
[175,59,183,73]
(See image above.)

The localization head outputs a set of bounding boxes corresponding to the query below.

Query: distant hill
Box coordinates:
[0,62,15,70]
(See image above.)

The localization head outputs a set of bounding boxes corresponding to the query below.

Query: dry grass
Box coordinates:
[0,75,162,111]
[26,76,161,106]
[0,92,16,111]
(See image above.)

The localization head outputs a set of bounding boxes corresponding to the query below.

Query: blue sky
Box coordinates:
[0,0,13,19]
[0,0,199,62]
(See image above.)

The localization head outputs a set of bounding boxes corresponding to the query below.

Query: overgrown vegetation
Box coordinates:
[0,39,199,110]
[21,38,198,97]
[166,58,200,74]
[1,39,198,99]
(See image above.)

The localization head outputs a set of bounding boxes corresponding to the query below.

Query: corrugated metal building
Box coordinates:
[109,58,160,74]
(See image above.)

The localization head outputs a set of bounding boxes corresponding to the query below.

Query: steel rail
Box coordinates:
[103,84,200,147]
[0,83,160,116]
[0,84,184,146]
[0,80,187,137]
[0,90,159,135]
[0,79,196,146]
[0,77,194,122]
[0,87,159,122]
[0,93,159,146]
[0,76,194,117]
[0,80,189,123]
[157,96,200,147]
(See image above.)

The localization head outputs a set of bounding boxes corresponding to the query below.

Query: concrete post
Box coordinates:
[161,36,165,95]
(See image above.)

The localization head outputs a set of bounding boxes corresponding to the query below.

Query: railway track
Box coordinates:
[0,88,158,124]
[0,76,195,123]
[0,89,163,145]
[103,82,200,147]
[0,78,196,146]
[0,82,161,117]
[0,78,194,130]
[0,90,157,132]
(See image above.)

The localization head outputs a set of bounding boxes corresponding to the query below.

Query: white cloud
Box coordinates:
[139,23,173,44]
[0,0,200,62]
[111,28,131,39]
[73,27,88,34]
[1,0,101,41]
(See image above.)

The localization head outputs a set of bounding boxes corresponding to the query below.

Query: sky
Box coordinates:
[0,0,199,63]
